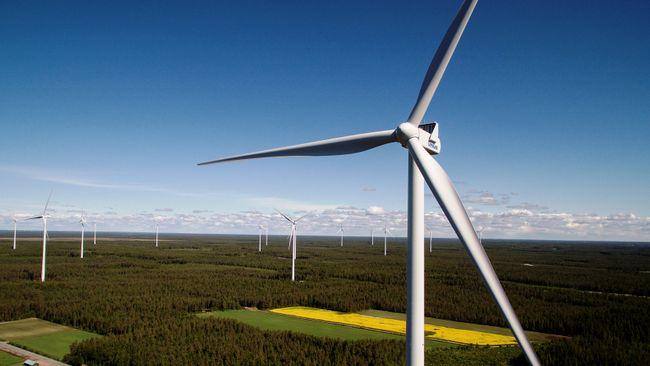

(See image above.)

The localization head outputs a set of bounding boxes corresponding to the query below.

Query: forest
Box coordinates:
[0,233,648,365]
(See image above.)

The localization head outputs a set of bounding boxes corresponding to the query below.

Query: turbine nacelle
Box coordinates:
[396,122,441,155]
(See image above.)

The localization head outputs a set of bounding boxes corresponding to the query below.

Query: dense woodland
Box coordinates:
[0,233,648,365]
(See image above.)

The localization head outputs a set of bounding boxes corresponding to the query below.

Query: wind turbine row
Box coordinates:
[198,1,539,364]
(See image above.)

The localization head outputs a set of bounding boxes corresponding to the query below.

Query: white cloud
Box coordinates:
[2,205,648,241]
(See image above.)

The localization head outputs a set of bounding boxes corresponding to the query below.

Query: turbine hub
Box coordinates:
[396,122,441,155]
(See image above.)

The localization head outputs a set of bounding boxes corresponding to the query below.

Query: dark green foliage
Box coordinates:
[0,235,648,365]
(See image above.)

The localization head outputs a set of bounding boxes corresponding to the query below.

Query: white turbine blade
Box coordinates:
[406,139,540,366]
[25,216,43,220]
[406,0,478,125]
[42,189,53,215]
[274,209,295,224]
[288,226,294,249]
[198,130,396,165]
[294,211,312,223]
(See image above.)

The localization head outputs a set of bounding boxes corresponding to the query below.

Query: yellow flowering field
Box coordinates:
[270,306,517,346]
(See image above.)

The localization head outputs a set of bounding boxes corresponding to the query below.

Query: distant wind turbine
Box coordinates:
[79,213,86,258]
[93,222,97,245]
[276,209,309,281]
[155,222,159,248]
[337,223,344,247]
[383,224,391,257]
[477,226,484,245]
[257,224,266,252]
[197,0,539,364]
[426,226,433,253]
[12,216,17,250]
[25,190,53,282]
[370,228,374,246]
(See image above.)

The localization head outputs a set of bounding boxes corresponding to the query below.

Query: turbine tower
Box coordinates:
[25,191,52,283]
[198,1,539,364]
[370,228,374,246]
[79,213,86,259]
[93,222,97,245]
[257,224,265,252]
[12,216,17,250]
[383,224,391,257]
[276,210,309,281]
[155,223,159,248]
[337,223,344,247]
[426,226,433,253]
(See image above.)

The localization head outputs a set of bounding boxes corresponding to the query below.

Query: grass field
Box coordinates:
[0,351,22,366]
[0,318,100,360]
[199,309,454,348]
[272,307,524,345]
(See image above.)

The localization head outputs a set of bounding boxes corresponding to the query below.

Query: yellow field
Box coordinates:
[271,307,517,346]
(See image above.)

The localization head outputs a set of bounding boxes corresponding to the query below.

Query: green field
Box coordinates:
[199,309,454,348]
[0,318,100,360]
[0,351,22,366]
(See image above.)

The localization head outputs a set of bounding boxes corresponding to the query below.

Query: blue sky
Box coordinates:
[1,0,648,240]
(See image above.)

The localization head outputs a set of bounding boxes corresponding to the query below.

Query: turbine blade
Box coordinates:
[274,209,294,223]
[406,139,540,366]
[198,130,396,165]
[288,227,294,250]
[25,216,43,220]
[294,211,311,223]
[407,0,478,125]
[43,189,53,215]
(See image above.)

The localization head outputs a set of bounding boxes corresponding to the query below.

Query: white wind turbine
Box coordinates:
[337,223,344,247]
[12,215,18,250]
[93,222,97,245]
[257,224,267,252]
[383,223,391,257]
[25,191,53,283]
[370,228,374,246]
[276,210,309,281]
[79,213,86,259]
[426,226,433,253]
[154,222,159,248]
[477,226,484,245]
[198,1,539,364]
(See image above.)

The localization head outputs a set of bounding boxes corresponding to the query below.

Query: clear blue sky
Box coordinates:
[1,0,648,240]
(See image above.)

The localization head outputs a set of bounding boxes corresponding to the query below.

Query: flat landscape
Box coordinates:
[0,233,648,365]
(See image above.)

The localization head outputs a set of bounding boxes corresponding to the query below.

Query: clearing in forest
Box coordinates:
[198,309,453,348]
[0,318,100,360]
[271,307,561,346]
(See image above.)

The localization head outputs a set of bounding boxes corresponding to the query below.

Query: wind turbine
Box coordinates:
[426,226,433,253]
[257,224,266,252]
[337,223,344,247]
[154,222,159,248]
[477,226,484,245]
[383,224,391,257]
[276,210,309,281]
[198,1,539,364]
[25,191,53,283]
[12,216,17,250]
[93,222,97,245]
[370,228,374,246]
[79,213,86,258]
